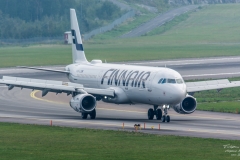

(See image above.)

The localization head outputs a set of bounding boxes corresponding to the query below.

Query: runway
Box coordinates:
[0,56,240,140]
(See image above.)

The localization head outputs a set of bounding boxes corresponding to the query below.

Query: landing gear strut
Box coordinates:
[162,106,170,123]
[147,105,162,120]
[89,109,96,119]
[147,105,170,122]
[81,109,96,119]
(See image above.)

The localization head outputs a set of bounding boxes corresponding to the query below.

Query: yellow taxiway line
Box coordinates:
[30,90,146,114]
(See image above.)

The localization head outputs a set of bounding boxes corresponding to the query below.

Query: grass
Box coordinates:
[92,13,156,40]
[0,45,72,67]
[198,101,240,113]
[146,12,190,36]
[0,122,239,160]
[0,4,240,67]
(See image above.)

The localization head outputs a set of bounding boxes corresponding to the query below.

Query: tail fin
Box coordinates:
[70,9,88,63]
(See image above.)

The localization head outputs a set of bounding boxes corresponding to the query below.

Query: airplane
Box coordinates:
[1,9,240,122]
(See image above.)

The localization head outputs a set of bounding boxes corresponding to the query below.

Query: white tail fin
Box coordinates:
[70,9,88,63]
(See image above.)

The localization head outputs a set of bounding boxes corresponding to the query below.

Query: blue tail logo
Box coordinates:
[71,30,84,51]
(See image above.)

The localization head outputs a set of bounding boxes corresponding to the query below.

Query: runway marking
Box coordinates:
[176,122,240,129]
[0,108,75,116]
[30,90,66,105]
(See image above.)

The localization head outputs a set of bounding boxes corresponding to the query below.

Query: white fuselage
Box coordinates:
[66,62,187,106]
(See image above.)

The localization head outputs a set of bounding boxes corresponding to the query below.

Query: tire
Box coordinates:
[148,108,154,120]
[162,115,166,122]
[156,109,162,120]
[90,109,96,119]
[166,115,170,122]
[82,112,88,119]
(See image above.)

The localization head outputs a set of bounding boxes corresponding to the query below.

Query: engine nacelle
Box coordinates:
[173,95,197,114]
[102,87,131,104]
[70,94,96,113]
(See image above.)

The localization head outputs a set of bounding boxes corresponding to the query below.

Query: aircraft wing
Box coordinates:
[17,66,69,74]
[186,79,240,93]
[0,76,114,97]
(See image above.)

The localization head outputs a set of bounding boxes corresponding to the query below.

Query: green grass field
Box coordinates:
[93,13,156,40]
[198,101,240,113]
[0,123,239,160]
[1,4,240,67]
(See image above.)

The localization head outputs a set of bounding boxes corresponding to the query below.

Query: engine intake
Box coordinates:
[70,94,96,113]
[173,95,197,114]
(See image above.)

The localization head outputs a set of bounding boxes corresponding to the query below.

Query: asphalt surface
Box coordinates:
[0,56,240,140]
[120,5,199,38]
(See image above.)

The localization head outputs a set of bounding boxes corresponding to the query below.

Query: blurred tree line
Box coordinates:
[0,0,122,39]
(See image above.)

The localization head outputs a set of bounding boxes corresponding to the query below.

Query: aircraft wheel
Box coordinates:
[166,115,170,123]
[156,109,162,120]
[90,109,96,119]
[162,115,166,122]
[82,112,88,119]
[148,108,154,120]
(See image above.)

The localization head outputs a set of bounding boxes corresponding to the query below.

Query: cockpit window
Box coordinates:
[158,78,163,84]
[158,78,166,84]
[167,79,176,84]
[158,78,184,84]
[162,78,166,84]
[176,79,183,84]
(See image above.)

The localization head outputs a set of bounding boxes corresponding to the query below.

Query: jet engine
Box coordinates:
[173,95,197,114]
[102,87,131,104]
[70,94,96,113]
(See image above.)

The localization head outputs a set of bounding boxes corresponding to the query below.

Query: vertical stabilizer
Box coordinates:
[70,9,88,63]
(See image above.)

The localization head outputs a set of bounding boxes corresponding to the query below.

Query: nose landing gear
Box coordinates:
[162,106,170,122]
[147,105,170,122]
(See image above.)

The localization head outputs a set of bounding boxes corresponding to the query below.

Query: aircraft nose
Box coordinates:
[171,85,187,103]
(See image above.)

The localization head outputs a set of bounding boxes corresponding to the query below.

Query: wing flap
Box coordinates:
[0,76,114,97]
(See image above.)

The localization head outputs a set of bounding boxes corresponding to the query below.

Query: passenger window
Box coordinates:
[158,78,163,84]
[167,79,176,84]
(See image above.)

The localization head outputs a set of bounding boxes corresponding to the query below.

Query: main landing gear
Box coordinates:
[147,105,170,122]
[81,109,96,119]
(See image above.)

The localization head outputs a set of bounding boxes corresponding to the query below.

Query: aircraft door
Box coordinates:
[135,72,157,104]
[145,72,158,104]
[146,72,157,92]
